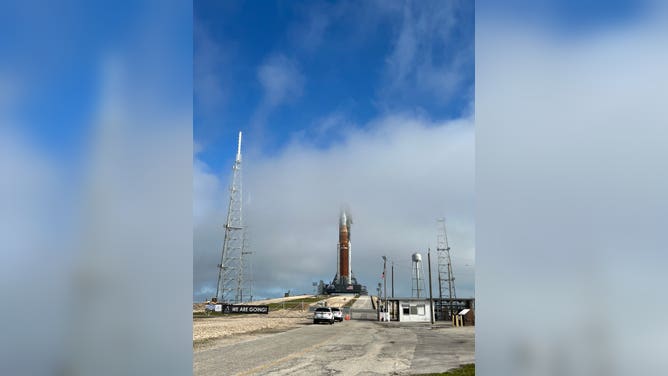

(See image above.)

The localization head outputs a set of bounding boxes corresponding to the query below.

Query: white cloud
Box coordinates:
[288,110,358,147]
[382,0,471,103]
[387,3,418,85]
[194,114,474,301]
[193,158,224,225]
[250,53,305,133]
[257,53,304,108]
[288,1,394,53]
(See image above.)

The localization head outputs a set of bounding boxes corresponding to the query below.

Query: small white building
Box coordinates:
[384,298,432,322]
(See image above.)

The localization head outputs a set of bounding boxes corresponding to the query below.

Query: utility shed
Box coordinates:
[458,308,475,326]
[385,298,432,322]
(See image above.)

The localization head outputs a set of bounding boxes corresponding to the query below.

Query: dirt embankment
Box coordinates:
[193,295,317,351]
[193,295,358,351]
[193,310,312,351]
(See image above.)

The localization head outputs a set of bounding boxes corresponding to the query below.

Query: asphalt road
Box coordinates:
[351,295,374,309]
[194,320,474,375]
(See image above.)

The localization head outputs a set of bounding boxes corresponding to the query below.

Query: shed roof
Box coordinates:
[386,297,432,302]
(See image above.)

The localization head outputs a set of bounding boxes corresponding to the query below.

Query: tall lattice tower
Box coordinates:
[436,218,457,318]
[411,253,425,298]
[239,228,253,302]
[215,131,246,303]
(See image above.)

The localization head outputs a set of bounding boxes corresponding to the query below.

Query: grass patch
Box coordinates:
[193,337,216,347]
[415,364,474,376]
[193,312,234,318]
[342,295,359,308]
[267,296,323,311]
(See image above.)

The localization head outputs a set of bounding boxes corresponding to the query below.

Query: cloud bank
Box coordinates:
[194,114,474,301]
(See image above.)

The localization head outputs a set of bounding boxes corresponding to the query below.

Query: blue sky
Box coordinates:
[194,1,476,301]
[195,0,474,172]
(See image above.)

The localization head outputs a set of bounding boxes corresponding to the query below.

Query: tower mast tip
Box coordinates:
[236,131,242,161]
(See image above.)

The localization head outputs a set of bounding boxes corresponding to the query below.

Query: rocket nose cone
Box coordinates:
[340,211,347,226]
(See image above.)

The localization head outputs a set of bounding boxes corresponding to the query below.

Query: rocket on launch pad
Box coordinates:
[326,208,367,295]
[338,210,351,284]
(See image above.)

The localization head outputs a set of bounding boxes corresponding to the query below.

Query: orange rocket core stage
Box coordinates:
[339,223,349,279]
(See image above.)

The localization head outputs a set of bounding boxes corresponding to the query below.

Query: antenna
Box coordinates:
[236,131,242,162]
[215,131,250,304]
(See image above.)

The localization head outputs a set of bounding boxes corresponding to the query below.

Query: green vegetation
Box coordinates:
[192,337,216,347]
[193,296,326,317]
[415,364,474,376]
[193,311,227,318]
[342,295,359,308]
[267,296,323,311]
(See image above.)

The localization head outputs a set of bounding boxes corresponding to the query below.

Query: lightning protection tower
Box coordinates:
[215,131,247,304]
[436,218,457,319]
[238,228,253,302]
[411,253,426,298]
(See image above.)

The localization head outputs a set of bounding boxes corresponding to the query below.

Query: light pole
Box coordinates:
[427,249,434,325]
[382,256,387,321]
[376,283,381,318]
[391,261,394,298]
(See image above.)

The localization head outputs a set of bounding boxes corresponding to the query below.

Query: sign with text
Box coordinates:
[222,304,269,314]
